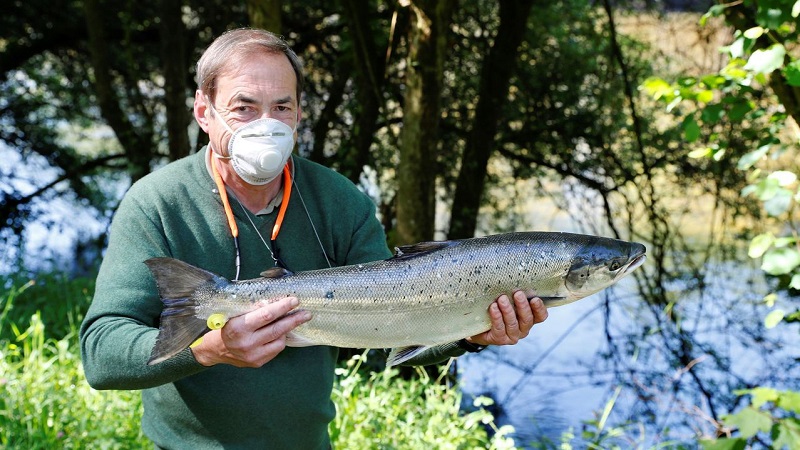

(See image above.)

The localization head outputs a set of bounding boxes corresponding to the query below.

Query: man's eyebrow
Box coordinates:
[229,94,294,105]
[231,93,259,105]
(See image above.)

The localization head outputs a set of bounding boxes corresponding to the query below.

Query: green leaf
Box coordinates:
[703,4,726,20]
[757,5,789,30]
[749,233,775,258]
[761,247,800,275]
[738,145,770,170]
[764,188,793,216]
[765,309,785,328]
[744,44,786,74]
[683,118,701,142]
[743,27,765,39]
[701,74,726,89]
[699,438,747,450]
[741,184,758,197]
[728,38,746,60]
[696,89,714,104]
[641,77,674,101]
[689,147,712,159]
[774,236,798,248]
[777,390,800,413]
[790,274,800,290]
[749,387,780,408]
[774,418,800,450]
[784,60,800,86]
[701,104,725,123]
[723,407,772,438]
[767,170,797,186]
[722,60,749,80]
[728,101,753,122]
[755,177,782,201]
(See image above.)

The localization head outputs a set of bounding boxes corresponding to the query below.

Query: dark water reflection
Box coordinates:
[458,256,799,448]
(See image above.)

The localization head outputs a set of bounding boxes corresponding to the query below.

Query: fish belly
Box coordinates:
[288,295,494,348]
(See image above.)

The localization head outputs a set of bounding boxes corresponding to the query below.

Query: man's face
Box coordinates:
[194,51,301,157]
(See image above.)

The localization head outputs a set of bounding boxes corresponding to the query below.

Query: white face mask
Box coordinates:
[209,101,297,185]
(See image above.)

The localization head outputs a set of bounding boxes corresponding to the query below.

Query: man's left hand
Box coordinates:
[467,290,548,346]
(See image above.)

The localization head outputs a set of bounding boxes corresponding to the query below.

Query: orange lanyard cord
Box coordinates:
[271,164,292,241]
[210,152,239,238]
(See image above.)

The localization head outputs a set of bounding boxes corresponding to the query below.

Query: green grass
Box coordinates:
[1,273,514,448]
[331,353,516,449]
[0,278,147,448]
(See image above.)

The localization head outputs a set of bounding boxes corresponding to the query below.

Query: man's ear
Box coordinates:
[194,90,210,133]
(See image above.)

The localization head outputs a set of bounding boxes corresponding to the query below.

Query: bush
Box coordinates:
[0,312,147,448]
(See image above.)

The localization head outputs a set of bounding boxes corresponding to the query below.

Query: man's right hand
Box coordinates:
[190,297,312,368]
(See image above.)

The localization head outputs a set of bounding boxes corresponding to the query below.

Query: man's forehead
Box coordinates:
[214,56,296,101]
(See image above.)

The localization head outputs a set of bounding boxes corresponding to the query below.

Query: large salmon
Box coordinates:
[145,231,646,366]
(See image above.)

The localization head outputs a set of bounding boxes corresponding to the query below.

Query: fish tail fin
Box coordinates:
[144,257,225,365]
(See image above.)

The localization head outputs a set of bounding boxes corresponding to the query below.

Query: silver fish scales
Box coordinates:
[145,231,646,366]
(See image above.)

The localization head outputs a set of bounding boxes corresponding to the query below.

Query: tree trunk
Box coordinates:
[82,0,152,182]
[159,0,190,161]
[447,0,535,239]
[337,0,390,183]
[396,0,456,245]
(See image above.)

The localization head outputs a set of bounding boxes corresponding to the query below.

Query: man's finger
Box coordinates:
[530,296,548,324]
[513,290,535,329]
[497,294,520,341]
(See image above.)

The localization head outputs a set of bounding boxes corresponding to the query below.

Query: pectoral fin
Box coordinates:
[285,330,316,347]
[386,345,431,367]
[538,296,568,307]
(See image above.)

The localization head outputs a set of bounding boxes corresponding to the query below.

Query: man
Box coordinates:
[80,28,548,449]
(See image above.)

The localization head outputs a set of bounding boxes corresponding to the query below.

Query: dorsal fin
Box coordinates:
[260,267,294,278]
[392,240,458,261]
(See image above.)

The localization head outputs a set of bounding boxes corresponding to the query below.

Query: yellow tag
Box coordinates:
[190,337,204,348]
[207,313,228,330]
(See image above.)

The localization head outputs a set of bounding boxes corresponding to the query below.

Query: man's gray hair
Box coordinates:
[196,28,304,103]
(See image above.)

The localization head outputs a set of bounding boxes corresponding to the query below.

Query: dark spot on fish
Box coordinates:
[325,291,334,299]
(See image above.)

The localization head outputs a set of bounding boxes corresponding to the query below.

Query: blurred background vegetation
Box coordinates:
[1,0,798,448]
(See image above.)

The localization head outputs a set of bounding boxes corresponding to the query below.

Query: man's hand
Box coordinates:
[467,291,548,346]
[190,297,312,368]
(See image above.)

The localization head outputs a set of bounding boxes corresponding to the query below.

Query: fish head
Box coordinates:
[563,238,646,300]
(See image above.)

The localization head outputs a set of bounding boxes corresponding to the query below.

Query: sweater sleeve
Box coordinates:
[79,193,208,390]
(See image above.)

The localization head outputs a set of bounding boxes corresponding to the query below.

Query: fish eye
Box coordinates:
[609,260,621,271]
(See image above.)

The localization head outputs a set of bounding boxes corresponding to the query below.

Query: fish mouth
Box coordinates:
[624,253,646,274]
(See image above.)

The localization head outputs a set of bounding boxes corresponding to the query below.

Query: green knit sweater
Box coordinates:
[80,149,394,449]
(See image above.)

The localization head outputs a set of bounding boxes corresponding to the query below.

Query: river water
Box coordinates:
[457,249,799,447]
